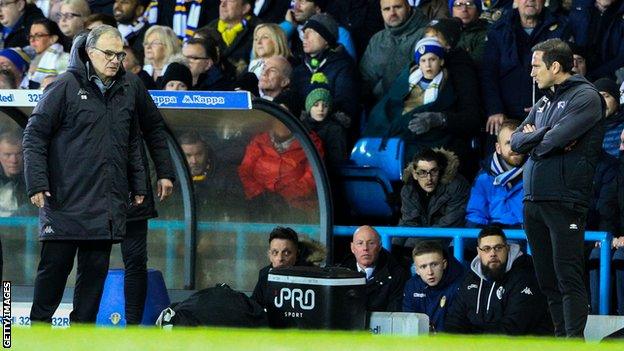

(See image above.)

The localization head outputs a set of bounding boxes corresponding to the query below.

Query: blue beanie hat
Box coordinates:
[414,37,445,64]
[448,0,482,14]
[0,48,31,74]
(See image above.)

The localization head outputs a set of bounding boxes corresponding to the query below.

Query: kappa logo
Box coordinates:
[467,284,478,290]
[43,225,54,234]
[569,223,578,230]
[521,287,533,295]
[496,286,505,300]
[413,293,426,298]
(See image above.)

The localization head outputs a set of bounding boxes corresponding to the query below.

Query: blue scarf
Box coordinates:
[490,152,523,189]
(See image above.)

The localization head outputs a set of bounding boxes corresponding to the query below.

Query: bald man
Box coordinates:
[258,56,292,100]
[340,225,409,312]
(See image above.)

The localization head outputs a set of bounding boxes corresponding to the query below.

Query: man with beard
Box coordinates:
[113,0,150,58]
[466,120,526,227]
[445,227,552,335]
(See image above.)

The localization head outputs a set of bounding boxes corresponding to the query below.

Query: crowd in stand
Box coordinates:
[1,0,624,331]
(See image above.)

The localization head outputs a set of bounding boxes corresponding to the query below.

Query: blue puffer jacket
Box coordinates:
[465,165,524,227]
[402,255,466,332]
[568,0,624,80]
[481,8,571,119]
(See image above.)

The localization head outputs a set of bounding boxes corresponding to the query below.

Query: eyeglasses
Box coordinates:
[90,47,127,62]
[28,33,51,41]
[143,41,164,48]
[184,54,210,61]
[453,1,477,8]
[57,12,82,21]
[414,168,440,179]
[0,0,17,8]
[478,244,508,253]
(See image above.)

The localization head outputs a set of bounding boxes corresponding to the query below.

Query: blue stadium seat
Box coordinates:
[350,138,405,182]
[335,165,398,219]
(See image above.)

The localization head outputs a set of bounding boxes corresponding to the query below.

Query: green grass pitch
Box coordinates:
[7,326,624,351]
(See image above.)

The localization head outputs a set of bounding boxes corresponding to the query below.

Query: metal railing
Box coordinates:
[333,226,613,315]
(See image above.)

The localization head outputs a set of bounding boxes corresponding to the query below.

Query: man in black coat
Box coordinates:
[445,227,552,335]
[0,0,45,48]
[510,39,605,337]
[23,26,147,324]
[341,225,409,312]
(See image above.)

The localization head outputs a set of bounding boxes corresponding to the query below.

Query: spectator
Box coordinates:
[161,62,192,91]
[258,55,291,100]
[238,119,324,215]
[142,25,181,82]
[595,78,624,158]
[418,0,450,19]
[252,0,290,23]
[113,0,150,58]
[122,44,156,89]
[402,241,465,332]
[450,0,488,64]
[0,131,28,217]
[248,23,291,78]
[145,0,218,39]
[481,0,570,133]
[396,148,469,247]
[300,82,350,165]
[0,69,16,88]
[26,18,69,89]
[568,0,624,80]
[281,0,356,61]
[570,43,588,76]
[35,0,62,20]
[0,0,45,49]
[203,0,260,76]
[84,13,117,30]
[0,48,30,88]
[360,0,428,101]
[366,35,480,169]
[182,37,230,91]
[58,0,90,40]
[178,131,245,220]
[340,225,410,312]
[291,13,359,124]
[466,120,525,227]
[445,227,553,335]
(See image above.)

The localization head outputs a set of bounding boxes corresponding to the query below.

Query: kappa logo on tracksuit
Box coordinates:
[43,225,54,234]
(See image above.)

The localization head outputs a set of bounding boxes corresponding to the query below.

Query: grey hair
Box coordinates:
[86,25,122,48]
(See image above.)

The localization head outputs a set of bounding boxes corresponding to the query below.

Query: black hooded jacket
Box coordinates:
[445,245,553,335]
[510,75,605,206]
[0,4,45,49]
[23,33,147,241]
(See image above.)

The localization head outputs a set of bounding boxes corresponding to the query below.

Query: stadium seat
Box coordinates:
[350,138,405,182]
[335,165,399,219]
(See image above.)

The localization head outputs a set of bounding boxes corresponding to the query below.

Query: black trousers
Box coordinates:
[30,240,112,324]
[524,201,589,337]
[121,220,148,325]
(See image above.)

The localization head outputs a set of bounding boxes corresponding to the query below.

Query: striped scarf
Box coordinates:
[490,152,524,189]
[408,68,444,105]
[145,0,203,40]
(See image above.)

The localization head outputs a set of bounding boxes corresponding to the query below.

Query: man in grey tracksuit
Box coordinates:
[510,39,605,337]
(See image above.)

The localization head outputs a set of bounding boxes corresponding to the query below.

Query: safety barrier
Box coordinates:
[1,217,612,314]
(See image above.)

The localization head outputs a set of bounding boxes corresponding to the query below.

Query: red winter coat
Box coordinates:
[238,132,324,210]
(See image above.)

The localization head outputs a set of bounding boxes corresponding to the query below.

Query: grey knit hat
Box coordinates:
[303,13,339,48]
